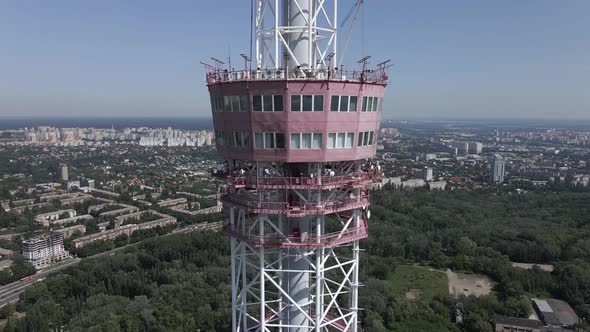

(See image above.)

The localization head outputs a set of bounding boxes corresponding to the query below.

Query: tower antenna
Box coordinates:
[203,1,391,330]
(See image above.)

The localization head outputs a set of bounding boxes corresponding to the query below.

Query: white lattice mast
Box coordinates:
[226,161,375,331]
[205,1,389,331]
[255,0,338,70]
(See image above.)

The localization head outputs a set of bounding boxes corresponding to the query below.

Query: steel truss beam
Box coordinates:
[230,208,363,331]
[227,160,370,331]
[254,0,338,70]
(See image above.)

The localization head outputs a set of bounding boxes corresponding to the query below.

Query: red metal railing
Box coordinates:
[226,171,382,190]
[205,68,388,85]
[221,194,370,216]
[224,218,367,249]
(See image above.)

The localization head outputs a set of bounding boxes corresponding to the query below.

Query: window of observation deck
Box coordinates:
[220,96,249,112]
[357,131,376,146]
[327,132,355,149]
[290,133,322,149]
[253,95,283,112]
[361,96,380,112]
[330,95,358,112]
[210,95,225,112]
[255,132,285,149]
[291,95,323,112]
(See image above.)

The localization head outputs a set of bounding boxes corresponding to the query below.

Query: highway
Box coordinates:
[0,259,80,307]
[0,221,223,308]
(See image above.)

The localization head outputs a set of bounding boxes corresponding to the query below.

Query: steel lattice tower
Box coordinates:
[204,1,389,331]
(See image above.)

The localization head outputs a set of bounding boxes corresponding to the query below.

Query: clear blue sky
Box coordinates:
[1,0,588,120]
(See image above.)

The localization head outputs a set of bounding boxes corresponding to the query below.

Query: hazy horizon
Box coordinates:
[1,1,589,119]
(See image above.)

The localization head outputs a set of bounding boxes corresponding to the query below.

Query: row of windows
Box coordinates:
[254,132,285,149]
[215,131,251,148]
[216,131,377,149]
[330,96,358,112]
[357,131,376,146]
[291,95,324,112]
[290,133,323,149]
[211,95,249,112]
[253,95,283,112]
[361,96,380,112]
[211,94,382,112]
[327,132,355,149]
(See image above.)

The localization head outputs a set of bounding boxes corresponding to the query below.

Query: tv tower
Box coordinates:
[204,1,389,331]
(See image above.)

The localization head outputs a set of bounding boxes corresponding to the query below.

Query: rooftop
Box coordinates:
[494,315,542,329]
[205,67,388,86]
[532,298,579,327]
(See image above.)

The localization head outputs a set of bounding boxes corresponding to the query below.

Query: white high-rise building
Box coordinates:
[60,163,69,181]
[492,154,505,183]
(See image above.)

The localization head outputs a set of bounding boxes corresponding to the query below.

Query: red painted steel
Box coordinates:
[206,68,388,85]
[226,171,382,190]
[221,194,370,217]
[224,218,368,249]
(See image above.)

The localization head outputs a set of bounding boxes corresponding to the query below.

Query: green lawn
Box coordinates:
[389,265,449,301]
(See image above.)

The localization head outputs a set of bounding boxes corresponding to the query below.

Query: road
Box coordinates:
[0,222,223,308]
[0,259,80,307]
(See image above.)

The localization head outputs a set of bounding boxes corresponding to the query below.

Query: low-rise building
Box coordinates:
[72,214,177,248]
[88,203,139,217]
[67,180,81,190]
[493,315,541,332]
[532,298,579,330]
[0,247,14,258]
[11,202,52,214]
[90,188,120,198]
[34,209,76,225]
[380,177,402,189]
[429,181,447,191]
[54,224,86,239]
[157,198,187,207]
[401,178,427,189]
[168,201,222,216]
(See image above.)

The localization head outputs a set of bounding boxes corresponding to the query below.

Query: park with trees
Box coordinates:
[1,187,589,331]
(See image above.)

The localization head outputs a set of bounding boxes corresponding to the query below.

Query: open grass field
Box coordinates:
[389,265,449,301]
[447,269,493,298]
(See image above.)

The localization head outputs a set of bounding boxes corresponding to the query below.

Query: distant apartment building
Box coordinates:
[168,201,223,216]
[10,202,52,214]
[416,167,434,182]
[60,163,69,181]
[452,142,470,155]
[157,198,187,207]
[22,233,70,268]
[428,181,447,191]
[54,224,86,239]
[72,214,177,248]
[38,192,94,206]
[377,177,402,190]
[34,209,76,226]
[492,154,506,183]
[468,142,483,154]
[380,127,399,138]
[90,188,120,198]
[401,179,427,189]
[78,176,95,188]
[67,180,81,190]
[571,174,589,187]
[88,203,138,217]
[425,153,437,161]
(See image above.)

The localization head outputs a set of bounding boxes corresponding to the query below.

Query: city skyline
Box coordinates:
[1,0,589,119]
